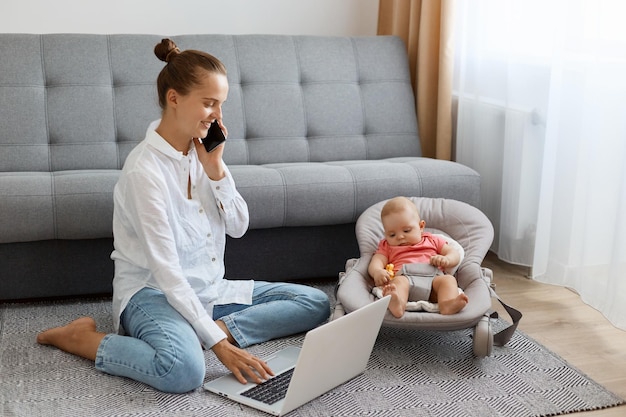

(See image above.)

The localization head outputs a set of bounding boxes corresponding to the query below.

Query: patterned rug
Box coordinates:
[1,291,623,417]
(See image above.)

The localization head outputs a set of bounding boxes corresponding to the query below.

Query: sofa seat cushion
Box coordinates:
[0,170,118,243]
[1,158,478,244]
[232,157,480,229]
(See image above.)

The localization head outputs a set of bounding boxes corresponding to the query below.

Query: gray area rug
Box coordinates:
[1,286,623,417]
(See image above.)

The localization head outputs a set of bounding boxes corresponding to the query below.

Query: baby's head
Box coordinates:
[380,197,425,247]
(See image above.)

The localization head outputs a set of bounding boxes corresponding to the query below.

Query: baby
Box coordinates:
[368,197,469,317]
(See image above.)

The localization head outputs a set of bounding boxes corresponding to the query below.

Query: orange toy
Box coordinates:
[385,263,395,280]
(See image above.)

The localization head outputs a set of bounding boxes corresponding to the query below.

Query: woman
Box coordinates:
[37,39,330,393]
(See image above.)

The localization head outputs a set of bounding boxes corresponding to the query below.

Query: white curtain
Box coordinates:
[453,0,626,330]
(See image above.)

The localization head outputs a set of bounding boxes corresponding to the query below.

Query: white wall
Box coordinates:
[2,0,379,36]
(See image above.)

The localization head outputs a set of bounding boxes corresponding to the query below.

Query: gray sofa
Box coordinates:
[0,34,480,300]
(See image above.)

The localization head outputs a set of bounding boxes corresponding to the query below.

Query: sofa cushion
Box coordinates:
[0,170,117,243]
[233,158,480,229]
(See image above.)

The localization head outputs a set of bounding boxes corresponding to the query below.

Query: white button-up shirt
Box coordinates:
[110,129,253,348]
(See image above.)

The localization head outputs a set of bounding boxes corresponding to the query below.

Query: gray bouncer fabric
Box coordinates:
[336,197,494,331]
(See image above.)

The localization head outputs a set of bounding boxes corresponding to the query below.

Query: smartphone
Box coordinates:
[201,121,226,152]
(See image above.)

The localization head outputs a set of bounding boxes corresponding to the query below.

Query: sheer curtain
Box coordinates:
[453,0,626,330]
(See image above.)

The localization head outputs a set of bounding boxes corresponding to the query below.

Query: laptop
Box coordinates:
[204,295,390,416]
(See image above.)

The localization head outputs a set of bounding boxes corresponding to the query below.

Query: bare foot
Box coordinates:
[37,317,104,361]
[383,283,406,318]
[438,292,469,315]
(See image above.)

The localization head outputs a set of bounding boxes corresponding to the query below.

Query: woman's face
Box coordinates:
[174,71,229,140]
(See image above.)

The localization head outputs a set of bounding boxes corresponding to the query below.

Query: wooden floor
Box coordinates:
[483,252,626,416]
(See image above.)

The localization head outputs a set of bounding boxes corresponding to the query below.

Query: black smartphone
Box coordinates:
[201,121,226,152]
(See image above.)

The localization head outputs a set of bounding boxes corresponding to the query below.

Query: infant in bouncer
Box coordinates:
[368,196,468,318]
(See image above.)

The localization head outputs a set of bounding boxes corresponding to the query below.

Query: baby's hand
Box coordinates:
[430,255,452,268]
[373,269,393,287]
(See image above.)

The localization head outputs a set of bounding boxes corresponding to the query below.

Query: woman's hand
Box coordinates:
[193,120,229,180]
[211,339,274,384]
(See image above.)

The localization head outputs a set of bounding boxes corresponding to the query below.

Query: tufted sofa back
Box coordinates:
[0,34,420,173]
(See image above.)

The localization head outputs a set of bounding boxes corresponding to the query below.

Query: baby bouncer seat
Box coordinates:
[334,197,521,357]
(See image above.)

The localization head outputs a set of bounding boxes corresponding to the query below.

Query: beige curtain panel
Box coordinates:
[378,0,455,160]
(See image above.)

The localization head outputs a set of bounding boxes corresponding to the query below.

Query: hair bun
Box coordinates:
[154,38,181,63]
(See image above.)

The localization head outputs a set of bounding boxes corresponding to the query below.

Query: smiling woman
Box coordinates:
[36,38,331,394]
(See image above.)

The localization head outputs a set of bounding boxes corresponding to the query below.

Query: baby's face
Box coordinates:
[382,208,425,247]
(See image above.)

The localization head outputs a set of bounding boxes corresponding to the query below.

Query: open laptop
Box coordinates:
[204,295,390,416]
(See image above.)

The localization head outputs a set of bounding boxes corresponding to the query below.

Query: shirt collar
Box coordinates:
[145,129,195,161]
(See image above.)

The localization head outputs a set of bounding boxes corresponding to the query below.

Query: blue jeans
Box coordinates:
[95,282,329,393]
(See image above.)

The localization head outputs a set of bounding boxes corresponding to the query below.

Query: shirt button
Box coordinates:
[216,186,220,190]
[199,208,204,214]
[211,257,216,262]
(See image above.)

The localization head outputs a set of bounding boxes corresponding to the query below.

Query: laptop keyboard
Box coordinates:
[241,367,295,405]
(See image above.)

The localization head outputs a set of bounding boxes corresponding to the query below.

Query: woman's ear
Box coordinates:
[166,88,178,108]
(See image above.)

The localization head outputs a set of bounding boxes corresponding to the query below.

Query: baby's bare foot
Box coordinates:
[439,293,469,315]
[382,283,396,298]
[383,284,406,318]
